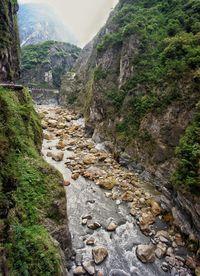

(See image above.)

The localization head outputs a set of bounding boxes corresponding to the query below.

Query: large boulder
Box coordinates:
[92,247,108,265]
[136,244,156,263]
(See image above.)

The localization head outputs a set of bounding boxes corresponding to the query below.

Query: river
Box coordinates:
[38,105,193,276]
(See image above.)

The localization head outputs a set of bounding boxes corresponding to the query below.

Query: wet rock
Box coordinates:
[41,120,48,129]
[155,230,169,240]
[161,262,169,272]
[106,222,118,231]
[166,247,174,256]
[72,173,80,180]
[47,151,53,157]
[92,247,108,264]
[98,177,117,190]
[139,198,146,204]
[81,219,88,226]
[57,122,66,129]
[56,140,66,149]
[87,222,101,230]
[48,119,57,128]
[159,236,170,244]
[86,237,96,246]
[116,200,121,205]
[105,192,112,198]
[83,154,96,165]
[130,208,137,216]
[136,244,156,263]
[185,256,196,270]
[121,191,134,202]
[165,255,176,266]
[51,152,64,162]
[82,261,95,275]
[174,233,185,246]
[140,211,155,225]
[73,266,86,275]
[44,133,53,140]
[150,200,162,216]
[63,180,70,186]
[82,215,92,220]
[195,267,200,276]
[155,242,167,259]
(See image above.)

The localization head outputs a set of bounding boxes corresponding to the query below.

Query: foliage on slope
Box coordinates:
[0,88,68,275]
[172,102,200,194]
[60,0,200,194]
[21,40,80,88]
[96,0,200,140]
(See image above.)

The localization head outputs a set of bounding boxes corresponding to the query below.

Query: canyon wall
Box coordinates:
[60,0,200,238]
[0,0,20,81]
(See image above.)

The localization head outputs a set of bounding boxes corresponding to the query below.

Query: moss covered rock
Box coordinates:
[0,88,71,275]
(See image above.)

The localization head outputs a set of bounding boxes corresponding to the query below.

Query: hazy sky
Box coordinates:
[18,0,118,47]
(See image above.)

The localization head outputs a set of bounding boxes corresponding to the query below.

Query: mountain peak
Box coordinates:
[18,3,79,46]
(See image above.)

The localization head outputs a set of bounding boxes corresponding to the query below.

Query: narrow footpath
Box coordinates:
[37,105,195,276]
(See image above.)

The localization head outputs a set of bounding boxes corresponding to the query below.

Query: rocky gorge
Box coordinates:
[59,0,200,246]
[0,0,200,274]
[38,104,200,276]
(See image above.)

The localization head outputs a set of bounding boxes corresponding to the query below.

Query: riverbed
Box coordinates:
[38,105,193,276]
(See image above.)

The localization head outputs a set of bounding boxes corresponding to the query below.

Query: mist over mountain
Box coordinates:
[18,3,79,46]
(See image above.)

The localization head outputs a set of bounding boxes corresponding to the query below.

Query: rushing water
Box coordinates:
[40,105,189,276]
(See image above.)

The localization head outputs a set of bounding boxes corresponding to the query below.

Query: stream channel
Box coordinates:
[38,105,192,276]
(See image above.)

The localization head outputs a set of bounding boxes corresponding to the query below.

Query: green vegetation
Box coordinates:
[94,66,107,81]
[96,0,200,141]
[172,102,200,194]
[21,41,80,88]
[0,88,67,275]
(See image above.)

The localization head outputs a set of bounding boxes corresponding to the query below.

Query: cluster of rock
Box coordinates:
[38,106,200,276]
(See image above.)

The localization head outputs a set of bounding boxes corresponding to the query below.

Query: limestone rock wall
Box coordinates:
[0,0,20,81]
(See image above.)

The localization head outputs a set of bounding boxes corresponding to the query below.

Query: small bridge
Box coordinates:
[0,83,23,91]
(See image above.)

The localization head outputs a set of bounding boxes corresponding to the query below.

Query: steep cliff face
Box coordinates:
[0,89,72,275]
[60,0,200,236]
[20,41,80,89]
[0,0,20,81]
[0,3,72,273]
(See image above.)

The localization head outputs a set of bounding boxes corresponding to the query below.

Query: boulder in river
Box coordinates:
[56,140,66,149]
[73,266,86,275]
[139,212,155,226]
[136,244,156,263]
[83,154,96,165]
[195,267,200,276]
[82,261,95,275]
[92,247,108,265]
[155,242,167,259]
[48,119,58,128]
[63,180,70,186]
[149,199,162,216]
[86,237,96,246]
[44,133,53,140]
[98,177,117,190]
[51,152,64,162]
[87,221,101,230]
[106,222,118,232]
[121,191,135,202]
